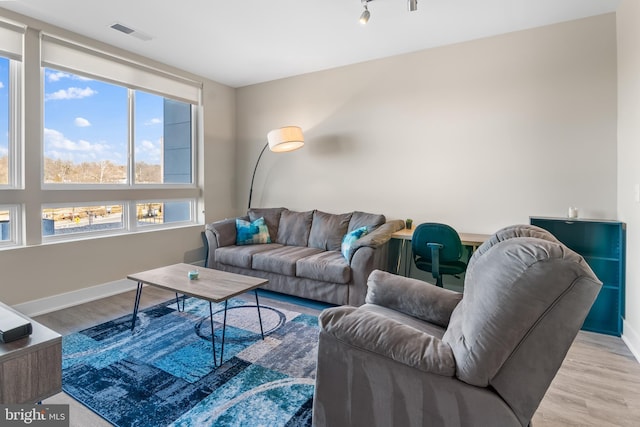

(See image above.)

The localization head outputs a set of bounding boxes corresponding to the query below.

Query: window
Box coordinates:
[0,56,9,186]
[135,200,194,227]
[37,35,202,241]
[0,20,24,248]
[43,73,195,186]
[134,91,193,185]
[43,70,128,184]
[42,203,125,237]
[0,20,23,188]
[0,205,21,247]
[41,199,194,239]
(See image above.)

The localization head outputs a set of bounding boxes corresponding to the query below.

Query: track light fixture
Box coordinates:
[360,0,371,25]
[358,0,418,24]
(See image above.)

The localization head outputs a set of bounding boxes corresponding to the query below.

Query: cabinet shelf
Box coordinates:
[530,217,625,336]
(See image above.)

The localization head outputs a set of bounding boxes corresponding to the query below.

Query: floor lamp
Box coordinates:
[248,126,305,209]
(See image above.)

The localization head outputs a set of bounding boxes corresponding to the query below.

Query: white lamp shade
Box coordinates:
[267,126,305,152]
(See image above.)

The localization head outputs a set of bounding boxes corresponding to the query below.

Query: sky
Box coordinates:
[0,56,173,167]
[42,67,164,165]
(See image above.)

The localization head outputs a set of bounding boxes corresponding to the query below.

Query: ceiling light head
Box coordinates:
[359,8,370,25]
[360,0,372,25]
[408,0,418,12]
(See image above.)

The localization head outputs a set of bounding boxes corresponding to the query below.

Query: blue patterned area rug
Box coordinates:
[62,296,319,426]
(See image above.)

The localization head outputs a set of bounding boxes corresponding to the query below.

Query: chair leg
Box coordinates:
[435,276,444,287]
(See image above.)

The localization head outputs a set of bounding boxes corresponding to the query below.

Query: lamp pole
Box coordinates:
[248,143,269,210]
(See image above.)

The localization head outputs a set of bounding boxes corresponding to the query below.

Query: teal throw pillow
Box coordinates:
[236,217,272,245]
[341,226,369,261]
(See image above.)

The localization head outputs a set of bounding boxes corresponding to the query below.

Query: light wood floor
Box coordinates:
[35,287,640,427]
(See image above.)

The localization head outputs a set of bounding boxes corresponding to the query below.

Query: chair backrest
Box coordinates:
[442,233,601,426]
[411,223,463,263]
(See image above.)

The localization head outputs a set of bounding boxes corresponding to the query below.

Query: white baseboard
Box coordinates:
[622,320,640,363]
[12,279,139,317]
[12,261,206,317]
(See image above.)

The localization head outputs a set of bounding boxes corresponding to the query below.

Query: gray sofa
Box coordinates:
[312,225,602,427]
[204,207,404,306]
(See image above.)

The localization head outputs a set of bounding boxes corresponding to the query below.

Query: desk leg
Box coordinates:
[130,282,143,332]
[395,239,403,274]
[404,240,411,277]
[255,290,264,340]
[208,302,218,367]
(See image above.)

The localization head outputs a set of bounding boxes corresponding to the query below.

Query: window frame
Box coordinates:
[42,68,198,189]
[0,56,22,190]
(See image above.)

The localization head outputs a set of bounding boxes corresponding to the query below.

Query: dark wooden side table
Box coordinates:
[0,301,62,403]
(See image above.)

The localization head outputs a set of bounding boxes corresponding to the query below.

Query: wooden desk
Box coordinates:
[392,229,490,251]
[0,302,62,403]
[391,229,491,276]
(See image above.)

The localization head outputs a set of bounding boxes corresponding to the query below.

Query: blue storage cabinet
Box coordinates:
[530,217,625,336]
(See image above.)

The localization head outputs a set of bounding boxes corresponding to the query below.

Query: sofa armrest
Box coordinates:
[352,219,404,252]
[319,305,456,376]
[365,270,462,327]
[204,216,247,267]
[205,217,244,248]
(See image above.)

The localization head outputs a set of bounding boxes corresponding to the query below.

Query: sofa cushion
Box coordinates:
[308,211,353,251]
[215,244,283,268]
[236,217,271,245]
[297,251,351,284]
[252,246,323,276]
[341,226,369,261]
[249,207,287,240]
[348,211,386,233]
[276,210,315,246]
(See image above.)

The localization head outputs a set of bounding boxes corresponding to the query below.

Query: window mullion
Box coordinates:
[9,59,22,188]
[128,88,135,186]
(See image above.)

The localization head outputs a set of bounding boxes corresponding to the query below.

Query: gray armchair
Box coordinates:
[312,225,602,427]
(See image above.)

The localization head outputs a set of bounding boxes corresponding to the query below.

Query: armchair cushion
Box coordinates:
[320,305,456,376]
[365,270,462,328]
[443,237,599,387]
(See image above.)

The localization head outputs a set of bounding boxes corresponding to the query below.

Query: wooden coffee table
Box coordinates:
[127,263,268,366]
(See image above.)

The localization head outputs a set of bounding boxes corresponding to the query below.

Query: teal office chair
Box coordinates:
[411,222,467,287]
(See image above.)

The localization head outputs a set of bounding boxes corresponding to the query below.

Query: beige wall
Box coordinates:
[0,8,236,306]
[236,14,618,235]
[617,1,640,358]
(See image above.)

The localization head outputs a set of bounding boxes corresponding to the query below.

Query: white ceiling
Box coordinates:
[0,0,621,88]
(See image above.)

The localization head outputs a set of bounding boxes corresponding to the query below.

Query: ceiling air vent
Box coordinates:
[110,23,134,34]
[110,22,153,41]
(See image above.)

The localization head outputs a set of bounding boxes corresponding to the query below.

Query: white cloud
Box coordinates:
[0,146,7,157]
[45,86,97,101]
[44,128,110,162]
[74,117,91,127]
[0,81,4,89]
[145,117,162,126]
[46,70,92,83]
[135,138,161,163]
